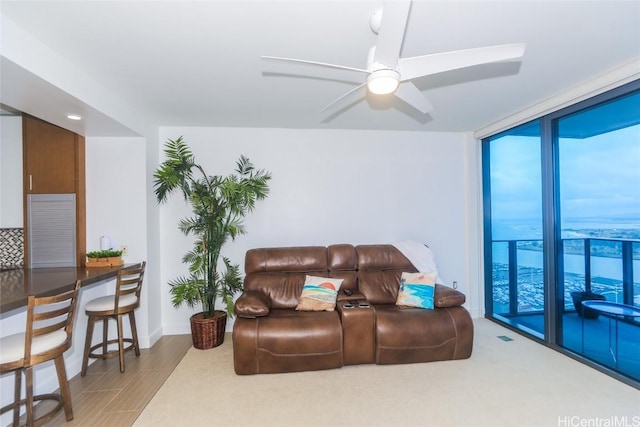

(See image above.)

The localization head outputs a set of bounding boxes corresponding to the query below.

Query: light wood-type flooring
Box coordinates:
[42,334,192,426]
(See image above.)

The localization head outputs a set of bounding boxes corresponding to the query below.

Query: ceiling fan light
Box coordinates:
[367,69,400,95]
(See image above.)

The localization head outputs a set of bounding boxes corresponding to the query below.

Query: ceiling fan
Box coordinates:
[262,1,525,116]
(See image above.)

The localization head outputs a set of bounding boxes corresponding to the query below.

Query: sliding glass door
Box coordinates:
[483,81,640,385]
[555,89,640,379]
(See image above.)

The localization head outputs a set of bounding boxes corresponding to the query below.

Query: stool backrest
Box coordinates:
[114,262,146,312]
[24,279,82,366]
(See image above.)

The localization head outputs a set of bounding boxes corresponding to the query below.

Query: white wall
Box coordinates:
[144,130,164,347]
[85,137,147,264]
[157,126,481,334]
[464,132,484,318]
[0,115,23,227]
[85,136,152,345]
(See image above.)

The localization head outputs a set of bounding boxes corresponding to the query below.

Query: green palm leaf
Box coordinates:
[153,136,271,318]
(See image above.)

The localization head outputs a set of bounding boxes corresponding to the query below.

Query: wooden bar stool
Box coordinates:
[0,280,82,427]
[81,262,146,376]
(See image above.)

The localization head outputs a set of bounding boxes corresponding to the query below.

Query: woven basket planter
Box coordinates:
[190,311,227,349]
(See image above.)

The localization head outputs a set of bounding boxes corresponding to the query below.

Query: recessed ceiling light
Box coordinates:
[66,114,83,121]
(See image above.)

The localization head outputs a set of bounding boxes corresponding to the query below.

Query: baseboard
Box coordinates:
[141,325,164,348]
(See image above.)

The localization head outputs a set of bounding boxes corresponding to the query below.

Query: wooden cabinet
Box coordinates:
[23,116,77,193]
[22,115,86,267]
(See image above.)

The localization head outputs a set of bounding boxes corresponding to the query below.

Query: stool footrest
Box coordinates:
[88,338,136,360]
[0,393,68,426]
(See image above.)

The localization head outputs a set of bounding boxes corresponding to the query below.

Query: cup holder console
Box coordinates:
[342,302,370,309]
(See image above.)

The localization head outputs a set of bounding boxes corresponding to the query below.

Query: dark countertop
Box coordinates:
[0,264,140,315]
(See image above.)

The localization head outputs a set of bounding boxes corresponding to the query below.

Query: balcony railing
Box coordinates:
[492,237,640,316]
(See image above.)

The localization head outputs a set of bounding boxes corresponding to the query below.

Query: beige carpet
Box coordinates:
[134,319,639,427]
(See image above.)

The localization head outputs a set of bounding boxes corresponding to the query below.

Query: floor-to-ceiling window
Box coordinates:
[483,80,640,386]
[483,120,545,338]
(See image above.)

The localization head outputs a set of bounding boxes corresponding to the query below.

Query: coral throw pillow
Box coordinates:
[396,272,436,309]
[296,275,343,312]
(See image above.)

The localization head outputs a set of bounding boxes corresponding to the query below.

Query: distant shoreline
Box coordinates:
[495,228,640,259]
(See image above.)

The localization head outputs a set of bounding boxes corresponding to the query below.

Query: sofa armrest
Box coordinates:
[434,284,466,308]
[235,291,271,318]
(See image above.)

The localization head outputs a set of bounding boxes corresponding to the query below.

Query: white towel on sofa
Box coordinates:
[392,240,445,285]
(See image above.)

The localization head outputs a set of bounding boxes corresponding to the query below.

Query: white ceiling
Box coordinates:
[1,0,639,136]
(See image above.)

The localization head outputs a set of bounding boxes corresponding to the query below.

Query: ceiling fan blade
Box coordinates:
[262,56,368,74]
[394,82,434,114]
[372,1,411,68]
[397,43,526,81]
[321,82,367,116]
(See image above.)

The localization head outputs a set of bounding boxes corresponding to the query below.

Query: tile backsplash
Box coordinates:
[0,228,24,269]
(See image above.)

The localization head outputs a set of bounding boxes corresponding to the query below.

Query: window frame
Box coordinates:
[481,79,640,388]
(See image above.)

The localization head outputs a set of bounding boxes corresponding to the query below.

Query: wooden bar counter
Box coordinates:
[0,264,139,315]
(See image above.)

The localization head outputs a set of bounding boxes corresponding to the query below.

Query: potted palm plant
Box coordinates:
[153,136,271,349]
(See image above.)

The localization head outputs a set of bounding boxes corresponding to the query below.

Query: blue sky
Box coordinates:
[559,125,640,220]
[489,124,640,224]
[490,134,542,221]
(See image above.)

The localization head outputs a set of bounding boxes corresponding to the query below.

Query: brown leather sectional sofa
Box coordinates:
[232,244,474,375]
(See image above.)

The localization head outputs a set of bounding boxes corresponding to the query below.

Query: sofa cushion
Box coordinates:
[328,244,357,271]
[245,246,328,274]
[233,309,344,374]
[357,270,401,304]
[374,305,472,364]
[296,275,343,311]
[244,246,330,309]
[356,244,415,270]
[356,245,417,304]
[396,272,436,309]
[328,244,358,292]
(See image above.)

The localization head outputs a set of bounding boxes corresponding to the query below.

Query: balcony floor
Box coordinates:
[495,311,640,383]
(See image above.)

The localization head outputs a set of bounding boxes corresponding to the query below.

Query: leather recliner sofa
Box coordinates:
[232,244,473,375]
